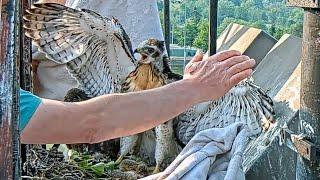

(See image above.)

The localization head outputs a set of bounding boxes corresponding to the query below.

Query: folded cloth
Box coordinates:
[141,122,250,180]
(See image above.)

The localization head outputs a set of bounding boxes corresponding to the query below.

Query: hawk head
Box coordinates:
[134,39,165,71]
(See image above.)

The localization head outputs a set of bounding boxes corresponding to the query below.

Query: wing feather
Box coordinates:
[176,79,275,145]
[24,3,137,96]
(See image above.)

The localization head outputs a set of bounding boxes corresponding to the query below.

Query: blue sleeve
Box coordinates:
[19,89,42,131]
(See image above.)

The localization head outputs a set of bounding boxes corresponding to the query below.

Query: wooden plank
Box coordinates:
[297,9,320,179]
[0,0,21,179]
[253,34,302,97]
[217,23,277,67]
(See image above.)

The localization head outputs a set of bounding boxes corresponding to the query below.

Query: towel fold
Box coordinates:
[141,123,250,180]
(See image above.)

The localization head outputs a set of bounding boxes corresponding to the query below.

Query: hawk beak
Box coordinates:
[135,48,149,62]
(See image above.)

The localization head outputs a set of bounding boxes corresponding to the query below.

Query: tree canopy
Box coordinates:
[157,0,303,51]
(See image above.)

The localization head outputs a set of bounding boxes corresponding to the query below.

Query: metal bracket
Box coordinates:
[280,128,320,161]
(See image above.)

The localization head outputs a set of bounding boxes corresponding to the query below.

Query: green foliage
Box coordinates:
[70,151,117,178]
[193,20,208,51]
[157,0,303,49]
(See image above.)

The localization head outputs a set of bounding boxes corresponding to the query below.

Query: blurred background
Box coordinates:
[157,0,303,74]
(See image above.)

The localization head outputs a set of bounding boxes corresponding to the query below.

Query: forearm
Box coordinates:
[85,79,200,142]
[21,79,201,144]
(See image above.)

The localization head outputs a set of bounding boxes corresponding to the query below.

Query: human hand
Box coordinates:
[183,50,255,102]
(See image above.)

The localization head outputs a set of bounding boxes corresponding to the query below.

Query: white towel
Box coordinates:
[141,123,250,180]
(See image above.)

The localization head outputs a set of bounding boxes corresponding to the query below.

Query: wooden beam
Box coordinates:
[0,0,21,179]
[296,9,320,179]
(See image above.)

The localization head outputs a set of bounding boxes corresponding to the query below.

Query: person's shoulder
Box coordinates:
[20,88,28,94]
[19,88,42,131]
[20,88,42,103]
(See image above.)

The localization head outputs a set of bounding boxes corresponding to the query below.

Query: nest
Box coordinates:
[22,145,153,180]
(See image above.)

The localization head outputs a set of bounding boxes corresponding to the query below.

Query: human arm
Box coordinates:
[21,50,255,144]
[21,80,202,144]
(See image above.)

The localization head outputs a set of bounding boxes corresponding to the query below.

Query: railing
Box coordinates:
[163,0,218,57]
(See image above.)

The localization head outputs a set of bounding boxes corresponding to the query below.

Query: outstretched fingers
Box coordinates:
[227,58,256,76]
[206,50,241,62]
[221,55,250,67]
[218,54,255,87]
[230,69,253,85]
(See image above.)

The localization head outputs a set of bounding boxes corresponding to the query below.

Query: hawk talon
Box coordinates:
[262,121,270,132]
[152,164,161,174]
[115,155,124,164]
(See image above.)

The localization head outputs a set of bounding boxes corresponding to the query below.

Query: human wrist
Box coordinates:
[178,79,207,104]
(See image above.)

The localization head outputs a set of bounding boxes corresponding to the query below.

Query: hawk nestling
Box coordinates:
[176,79,275,145]
[117,39,180,173]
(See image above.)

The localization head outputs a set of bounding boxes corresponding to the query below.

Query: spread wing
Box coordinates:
[176,79,275,145]
[24,3,137,97]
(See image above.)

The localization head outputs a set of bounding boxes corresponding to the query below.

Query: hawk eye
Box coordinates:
[147,47,154,53]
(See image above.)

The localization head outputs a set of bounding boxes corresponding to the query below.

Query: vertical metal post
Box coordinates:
[20,0,32,91]
[183,0,187,68]
[164,0,170,57]
[209,0,218,56]
[20,0,32,172]
[0,0,22,179]
[296,9,320,180]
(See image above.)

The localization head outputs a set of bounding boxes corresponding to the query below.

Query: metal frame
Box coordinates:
[281,128,320,161]
[162,0,218,56]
